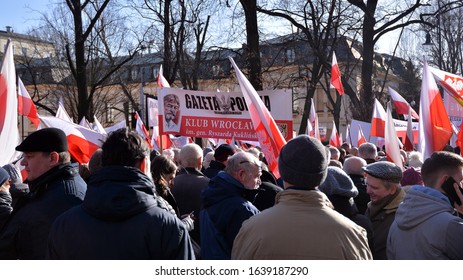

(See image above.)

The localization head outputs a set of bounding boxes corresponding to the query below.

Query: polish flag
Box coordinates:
[329,120,341,147]
[358,126,367,147]
[134,112,153,148]
[17,77,40,128]
[387,87,419,120]
[93,115,107,134]
[428,66,463,107]
[105,120,126,134]
[370,98,387,138]
[157,65,171,88]
[0,40,21,165]
[229,57,286,178]
[56,97,73,123]
[79,117,92,129]
[345,124,351,145]
[151,126,173,151]
[419,60,453,160]
[385,102,404,169]
[330,52,344,95]
[307,98,317,137]
[404,105,415,151]
[39,116,105,164]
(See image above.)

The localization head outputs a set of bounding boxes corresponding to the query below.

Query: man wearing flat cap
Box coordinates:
[363,161,404,260]
[232,135,372,260]
[0,128,87,259]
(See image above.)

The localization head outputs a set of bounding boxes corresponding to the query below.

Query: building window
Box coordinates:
[286,48,296,63]
[212,65,222,77]
[131,68,138,81]
[106,103,113,123]
[21,47,28,57]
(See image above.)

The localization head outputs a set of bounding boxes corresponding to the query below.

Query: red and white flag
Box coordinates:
[370,98,387,138]
[358,125,367,147]
[56,97,73,123]
[387,86,419,120]
[329,120,341,147]
[39,116,104,164]
[345,124,351,145]
[93,115,107,135]
[428,66,463,107]
[18,77,40,128]
[229,57,286,178]
[157,65,171,88]
[134,112,153,149]
[0,40,21,165]
[385,102,403,169]
[151,126,173,151]
[330,52,344,95]
[404,105,415,151]
[307,98,318,138]
[419,60,453,160]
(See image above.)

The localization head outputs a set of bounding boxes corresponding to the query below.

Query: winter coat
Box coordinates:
[171,167,209,245]
[47,166,195,260]
[0,191,13,230]
[365,187,405,260]
[388,186,463,259]
[200,171,260,259]
[203,160,226,179]
[232,189,372,260]
[349,174,370,214]
[0,163,86,259]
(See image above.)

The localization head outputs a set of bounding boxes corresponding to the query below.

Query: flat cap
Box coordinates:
[16,128,68,153]
[362,161,402,183]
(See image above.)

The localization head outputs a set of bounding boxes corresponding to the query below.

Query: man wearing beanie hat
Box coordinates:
[0,128,86,259]
[232,135,372,260]
[203,144,236,179]
[0,167,12,230]
[362,161,404,260]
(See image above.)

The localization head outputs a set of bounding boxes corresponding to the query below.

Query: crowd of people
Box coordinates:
[0,127,462,260]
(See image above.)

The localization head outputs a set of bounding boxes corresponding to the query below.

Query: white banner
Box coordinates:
[157,88,293,141]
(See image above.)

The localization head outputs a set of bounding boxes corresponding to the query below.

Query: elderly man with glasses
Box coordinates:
[200,151,262,259]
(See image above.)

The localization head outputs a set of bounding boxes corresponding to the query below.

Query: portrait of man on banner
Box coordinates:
[163,93,181,133]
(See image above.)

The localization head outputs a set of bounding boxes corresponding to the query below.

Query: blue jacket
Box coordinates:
[47,166,195,260]
[200,171,260,259]
[0,163,86,259]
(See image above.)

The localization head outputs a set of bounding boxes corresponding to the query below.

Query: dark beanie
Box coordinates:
[214,144,236,162]
[0,166,10,186]
[319,166,358,198]
[16,128,68,153]
[278,135,328,188]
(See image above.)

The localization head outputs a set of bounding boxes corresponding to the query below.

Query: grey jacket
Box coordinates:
[387,186,463,259]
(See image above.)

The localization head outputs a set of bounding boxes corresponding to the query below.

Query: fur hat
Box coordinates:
[278,135,328,188]
[319,166,359,198]
[214,144,236,162]
[16,128,68,153]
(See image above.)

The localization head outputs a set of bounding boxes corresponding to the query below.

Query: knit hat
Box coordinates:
[2,164,29,196]
[278,135,328,188]
[400,166,423,186]
[319,166,359,198]
[0,166,9,186]
[362,161,403,183]
[16,128,68,153]
[214,144,236,162]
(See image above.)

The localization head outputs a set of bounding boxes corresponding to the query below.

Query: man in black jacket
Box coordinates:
[47,128,195,259]
[203,144,236,179]
[0,128,87,259]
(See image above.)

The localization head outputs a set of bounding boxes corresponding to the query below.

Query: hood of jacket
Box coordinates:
[83,166,158,222]
[201,171,259,207]
[394,185,455,230]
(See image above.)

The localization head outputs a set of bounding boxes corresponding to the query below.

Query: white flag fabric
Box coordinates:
[0,40,21,165]
[229,57,286,178]
[18,77,40,128]
[385,102,403,169]
[56,97,73,123]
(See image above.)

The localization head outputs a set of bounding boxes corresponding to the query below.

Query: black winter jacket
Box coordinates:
[47,166,195,260]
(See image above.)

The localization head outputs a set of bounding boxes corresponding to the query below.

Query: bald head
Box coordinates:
[343,156,367,176]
